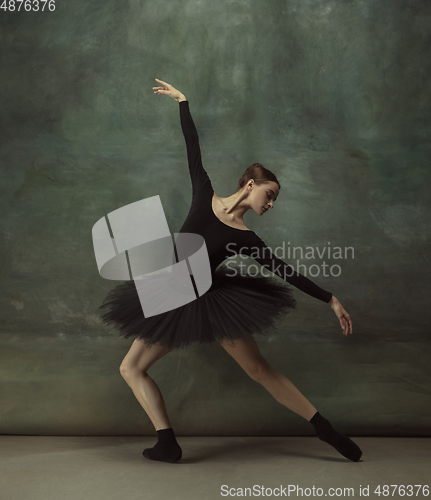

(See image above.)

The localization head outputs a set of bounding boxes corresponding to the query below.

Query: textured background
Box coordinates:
[0,0,430,436]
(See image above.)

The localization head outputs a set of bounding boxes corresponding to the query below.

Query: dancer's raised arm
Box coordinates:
[152,78,211,198]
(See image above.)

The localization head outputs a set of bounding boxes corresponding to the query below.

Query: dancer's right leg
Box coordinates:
[119,337,174,431]
[120,337,182,463]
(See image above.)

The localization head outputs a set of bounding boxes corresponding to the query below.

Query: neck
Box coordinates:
[219,191,249,219]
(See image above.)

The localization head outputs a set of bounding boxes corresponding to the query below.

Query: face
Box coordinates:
[248,181,279,215]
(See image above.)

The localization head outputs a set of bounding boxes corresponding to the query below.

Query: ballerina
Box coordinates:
[98,78,361,464]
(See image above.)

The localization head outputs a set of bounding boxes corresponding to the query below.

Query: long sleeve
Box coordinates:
[245,234,333,303]
[179,100,211,198]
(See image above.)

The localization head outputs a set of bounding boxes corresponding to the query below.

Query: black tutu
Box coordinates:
[98,264,297,350]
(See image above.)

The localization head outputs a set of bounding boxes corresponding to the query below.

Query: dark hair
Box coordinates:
[237,163,280,192]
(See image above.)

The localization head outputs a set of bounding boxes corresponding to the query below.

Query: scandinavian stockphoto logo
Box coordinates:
[92,196,213,318]
[225,241,355,278]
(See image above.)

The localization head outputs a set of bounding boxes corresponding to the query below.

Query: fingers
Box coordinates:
[341,318,347,336]
[345,312,352,334]
[153,78,171,96]
[153,86,166,95]
[340,314,353,336]
[155,78,170,87]
[339,317,346,336]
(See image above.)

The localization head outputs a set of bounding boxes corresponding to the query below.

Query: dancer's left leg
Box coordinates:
[218,336,317,421]
[218,336,362,462]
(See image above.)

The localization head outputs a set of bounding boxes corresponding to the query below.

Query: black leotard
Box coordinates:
[178,100,332,304]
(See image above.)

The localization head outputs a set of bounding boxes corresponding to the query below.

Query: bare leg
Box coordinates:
[119,337,174,431]
[218,336,317,421]
[218,336,363,461]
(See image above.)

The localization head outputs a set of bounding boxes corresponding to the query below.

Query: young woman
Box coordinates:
[98,78,361,464]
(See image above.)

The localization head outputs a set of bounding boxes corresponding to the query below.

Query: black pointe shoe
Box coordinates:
[317,429,362,462]
[310,412,363,462]
[142,438,182,463]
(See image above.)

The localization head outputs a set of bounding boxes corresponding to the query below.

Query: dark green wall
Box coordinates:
[1,0,430,436]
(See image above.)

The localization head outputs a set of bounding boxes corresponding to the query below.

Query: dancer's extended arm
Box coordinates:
[152,78,211,197]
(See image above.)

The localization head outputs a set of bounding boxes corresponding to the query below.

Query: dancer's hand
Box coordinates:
[329,296,352,336]
[152,78,185,102]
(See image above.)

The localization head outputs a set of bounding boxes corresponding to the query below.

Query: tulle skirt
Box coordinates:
[98,264,297,350]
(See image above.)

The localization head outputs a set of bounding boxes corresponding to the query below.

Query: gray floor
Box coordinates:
[1,436,429,499]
